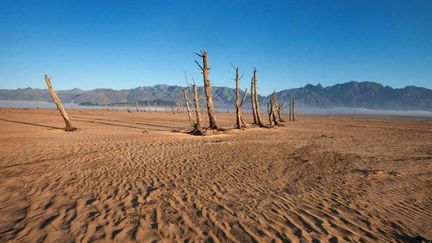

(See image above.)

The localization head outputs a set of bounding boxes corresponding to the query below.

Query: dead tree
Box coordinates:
[175,101,181,113]
[271,92,282,126]
[195,51,219,130]
[277,102,286,122]
[44,75,76,131]
[104,95,109,111]
[292,98,296,121]
[250,78,258,124]
[183,89,194,126]
[289,98,292,121]
[124,101,131,112]
[267,100,273,126]
[190,80,204,135]
[252,68,266,127]
[233,65,247,129]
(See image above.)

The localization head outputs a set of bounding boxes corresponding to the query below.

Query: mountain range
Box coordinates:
[1,81,431,111]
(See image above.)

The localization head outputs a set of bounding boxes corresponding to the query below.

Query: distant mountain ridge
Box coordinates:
[1,81,431,111]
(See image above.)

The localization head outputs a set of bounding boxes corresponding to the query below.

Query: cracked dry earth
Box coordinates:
[0,109,431,242]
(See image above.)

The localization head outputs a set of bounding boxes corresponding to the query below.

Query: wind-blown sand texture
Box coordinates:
[0,108,431,242]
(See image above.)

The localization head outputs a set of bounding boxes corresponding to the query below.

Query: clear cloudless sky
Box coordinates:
[1,0,431,94]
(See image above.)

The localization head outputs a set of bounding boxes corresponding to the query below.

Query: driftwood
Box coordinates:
[195,51,219,130]
[44,75,76,131]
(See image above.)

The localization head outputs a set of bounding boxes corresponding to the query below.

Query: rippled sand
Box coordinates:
[0,108,431,242]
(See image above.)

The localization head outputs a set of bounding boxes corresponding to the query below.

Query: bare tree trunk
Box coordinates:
[236,81,242,129]
[250,78,258,124]
[104,95,109,111]
[124,100,131,112]
[195,51,219,130]
[233,66,247,129]
[240,116,246,127]
[253,68,266,127]
[135,101,139,112]
[292,98,295,121]
[277,102,285,122]
[183,89,194,126]
[289,98,292,121]
[271,92,281,126]
[44,75,76,131]
[267,101,273,126]
[191,83,204,135]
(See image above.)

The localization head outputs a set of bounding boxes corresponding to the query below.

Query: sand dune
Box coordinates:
[0,108,431,242]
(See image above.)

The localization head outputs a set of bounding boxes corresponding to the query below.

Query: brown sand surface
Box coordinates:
[0,108,431,242]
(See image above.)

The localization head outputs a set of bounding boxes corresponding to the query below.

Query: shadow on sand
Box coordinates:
[0,118,63,130]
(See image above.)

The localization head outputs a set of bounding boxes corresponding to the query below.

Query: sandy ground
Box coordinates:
[0,108,431,242]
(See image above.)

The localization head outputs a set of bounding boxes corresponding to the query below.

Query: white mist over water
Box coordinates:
[296,107,432,118]
[1,100,432,118]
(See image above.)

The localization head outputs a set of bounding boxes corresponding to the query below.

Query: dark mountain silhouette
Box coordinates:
[1,81,431,111]
[275,81,432,110]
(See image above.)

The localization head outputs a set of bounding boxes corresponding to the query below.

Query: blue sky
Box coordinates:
[1,0,431,95]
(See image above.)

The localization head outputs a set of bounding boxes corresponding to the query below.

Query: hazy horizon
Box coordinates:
[3,100,432,118]
[1,80,430,94]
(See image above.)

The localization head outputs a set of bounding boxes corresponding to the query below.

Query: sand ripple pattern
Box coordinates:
[0,109,431,242]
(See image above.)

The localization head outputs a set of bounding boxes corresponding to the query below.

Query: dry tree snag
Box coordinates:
[271,92,282,126]
[252,68,266,127]
[233,65,248,129]
[125,101,131,112]
[175,101,182,113]
[292,98,296,121]
[289,97,292,121]
[195,51,219,130]
[183,89,194,126]
[277,102,286,122]
[104,95,109,111]
[44,75,77,131]
[267,100,273,126]
[190,82,204,135]
[250,78,258,124]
